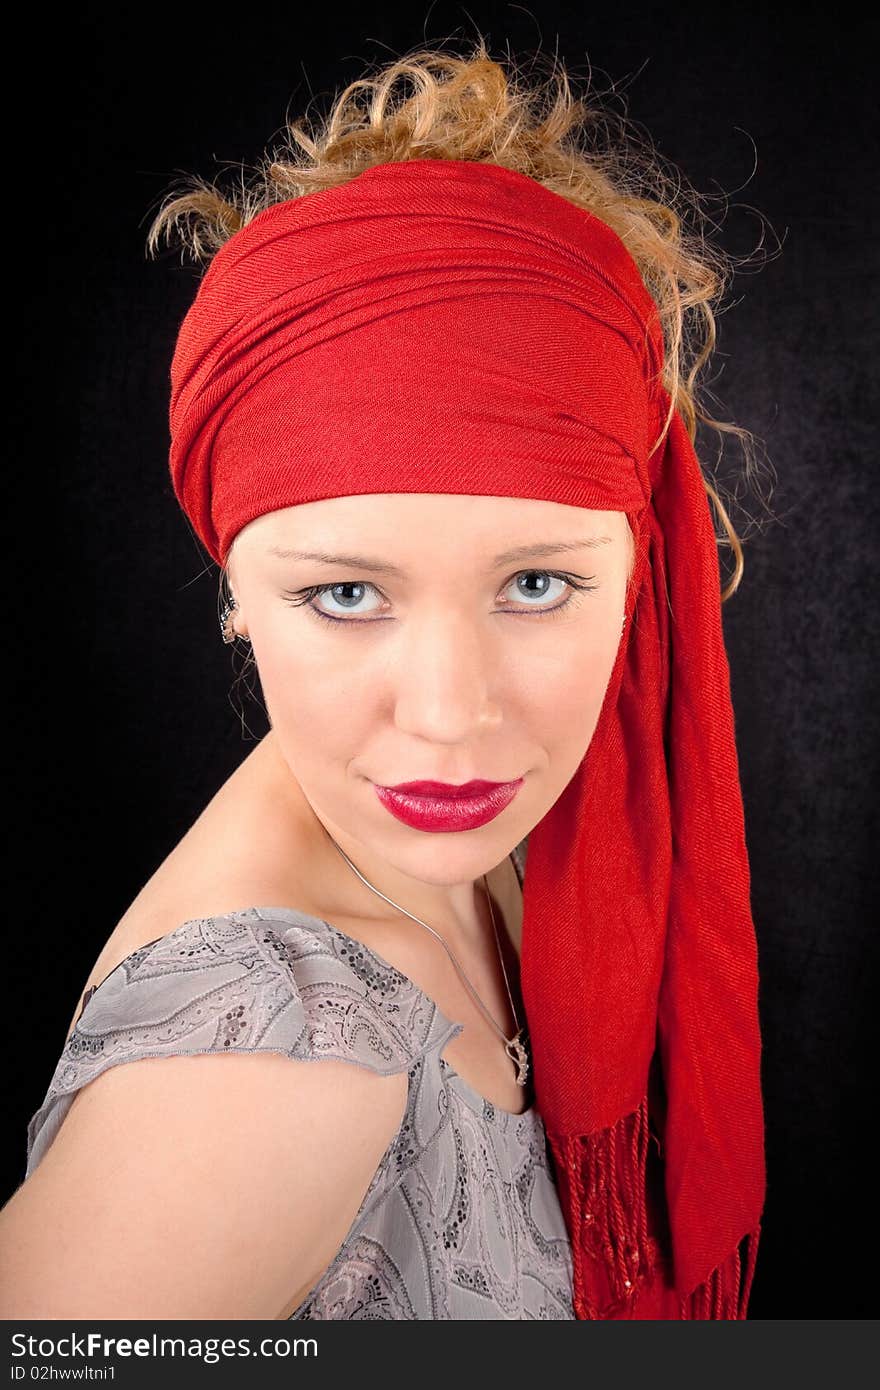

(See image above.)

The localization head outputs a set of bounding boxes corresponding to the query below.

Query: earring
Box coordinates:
[219,594,238,644]
[220,591,251,645]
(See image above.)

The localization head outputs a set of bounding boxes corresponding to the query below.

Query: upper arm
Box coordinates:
[0,1048,408,1320]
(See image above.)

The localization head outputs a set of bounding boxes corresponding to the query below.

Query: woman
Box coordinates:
[0,41,767,1320]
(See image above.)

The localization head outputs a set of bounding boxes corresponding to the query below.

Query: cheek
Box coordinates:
[250,616,377,751]
[523,622,621,738]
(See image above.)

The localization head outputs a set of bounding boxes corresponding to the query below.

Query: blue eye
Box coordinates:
[281,570,600,626]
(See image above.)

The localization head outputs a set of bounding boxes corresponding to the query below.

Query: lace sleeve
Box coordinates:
[25,912,423,1179]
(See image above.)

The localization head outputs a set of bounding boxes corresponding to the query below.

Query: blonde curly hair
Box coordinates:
[146,37,777,601]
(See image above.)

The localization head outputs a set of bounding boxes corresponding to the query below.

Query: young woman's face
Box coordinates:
[227,493,634,906]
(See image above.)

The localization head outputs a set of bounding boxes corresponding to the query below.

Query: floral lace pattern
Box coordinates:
[25,837,575,1319]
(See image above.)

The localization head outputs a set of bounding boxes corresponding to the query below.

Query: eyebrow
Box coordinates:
[265,537,613,577]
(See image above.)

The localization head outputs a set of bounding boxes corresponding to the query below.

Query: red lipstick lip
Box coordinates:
[373,777,524,833]
[382,779,517,799]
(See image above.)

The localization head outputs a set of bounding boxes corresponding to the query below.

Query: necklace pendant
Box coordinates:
[505,1030,530,1087]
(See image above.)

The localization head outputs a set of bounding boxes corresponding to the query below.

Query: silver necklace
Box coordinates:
[326,833,531,1087]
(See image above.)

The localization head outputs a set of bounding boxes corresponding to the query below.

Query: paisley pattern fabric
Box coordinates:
[25,841,575,1319]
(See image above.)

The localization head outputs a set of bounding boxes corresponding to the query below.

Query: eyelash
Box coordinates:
[280,569,599,627]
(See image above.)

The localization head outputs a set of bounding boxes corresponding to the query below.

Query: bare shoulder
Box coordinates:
[64,734,319,1044]
[4,1028,408,1318]
[6,735,416,1316]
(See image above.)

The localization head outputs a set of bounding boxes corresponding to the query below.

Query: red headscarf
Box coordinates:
[168,158,766,1318]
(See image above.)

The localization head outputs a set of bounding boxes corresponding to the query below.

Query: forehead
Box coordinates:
[234,493,627,554]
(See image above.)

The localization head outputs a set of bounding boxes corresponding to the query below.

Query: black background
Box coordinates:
[6,1,878,1319]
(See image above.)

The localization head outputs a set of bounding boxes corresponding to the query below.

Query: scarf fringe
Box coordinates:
[548,1097,762,1319]
[677,1223,762,1319]
[547,1095,657,1319]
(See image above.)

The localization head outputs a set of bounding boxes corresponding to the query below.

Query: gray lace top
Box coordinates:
[25,844,575,1320]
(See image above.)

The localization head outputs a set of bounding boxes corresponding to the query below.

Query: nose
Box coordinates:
[390,608,503,743]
